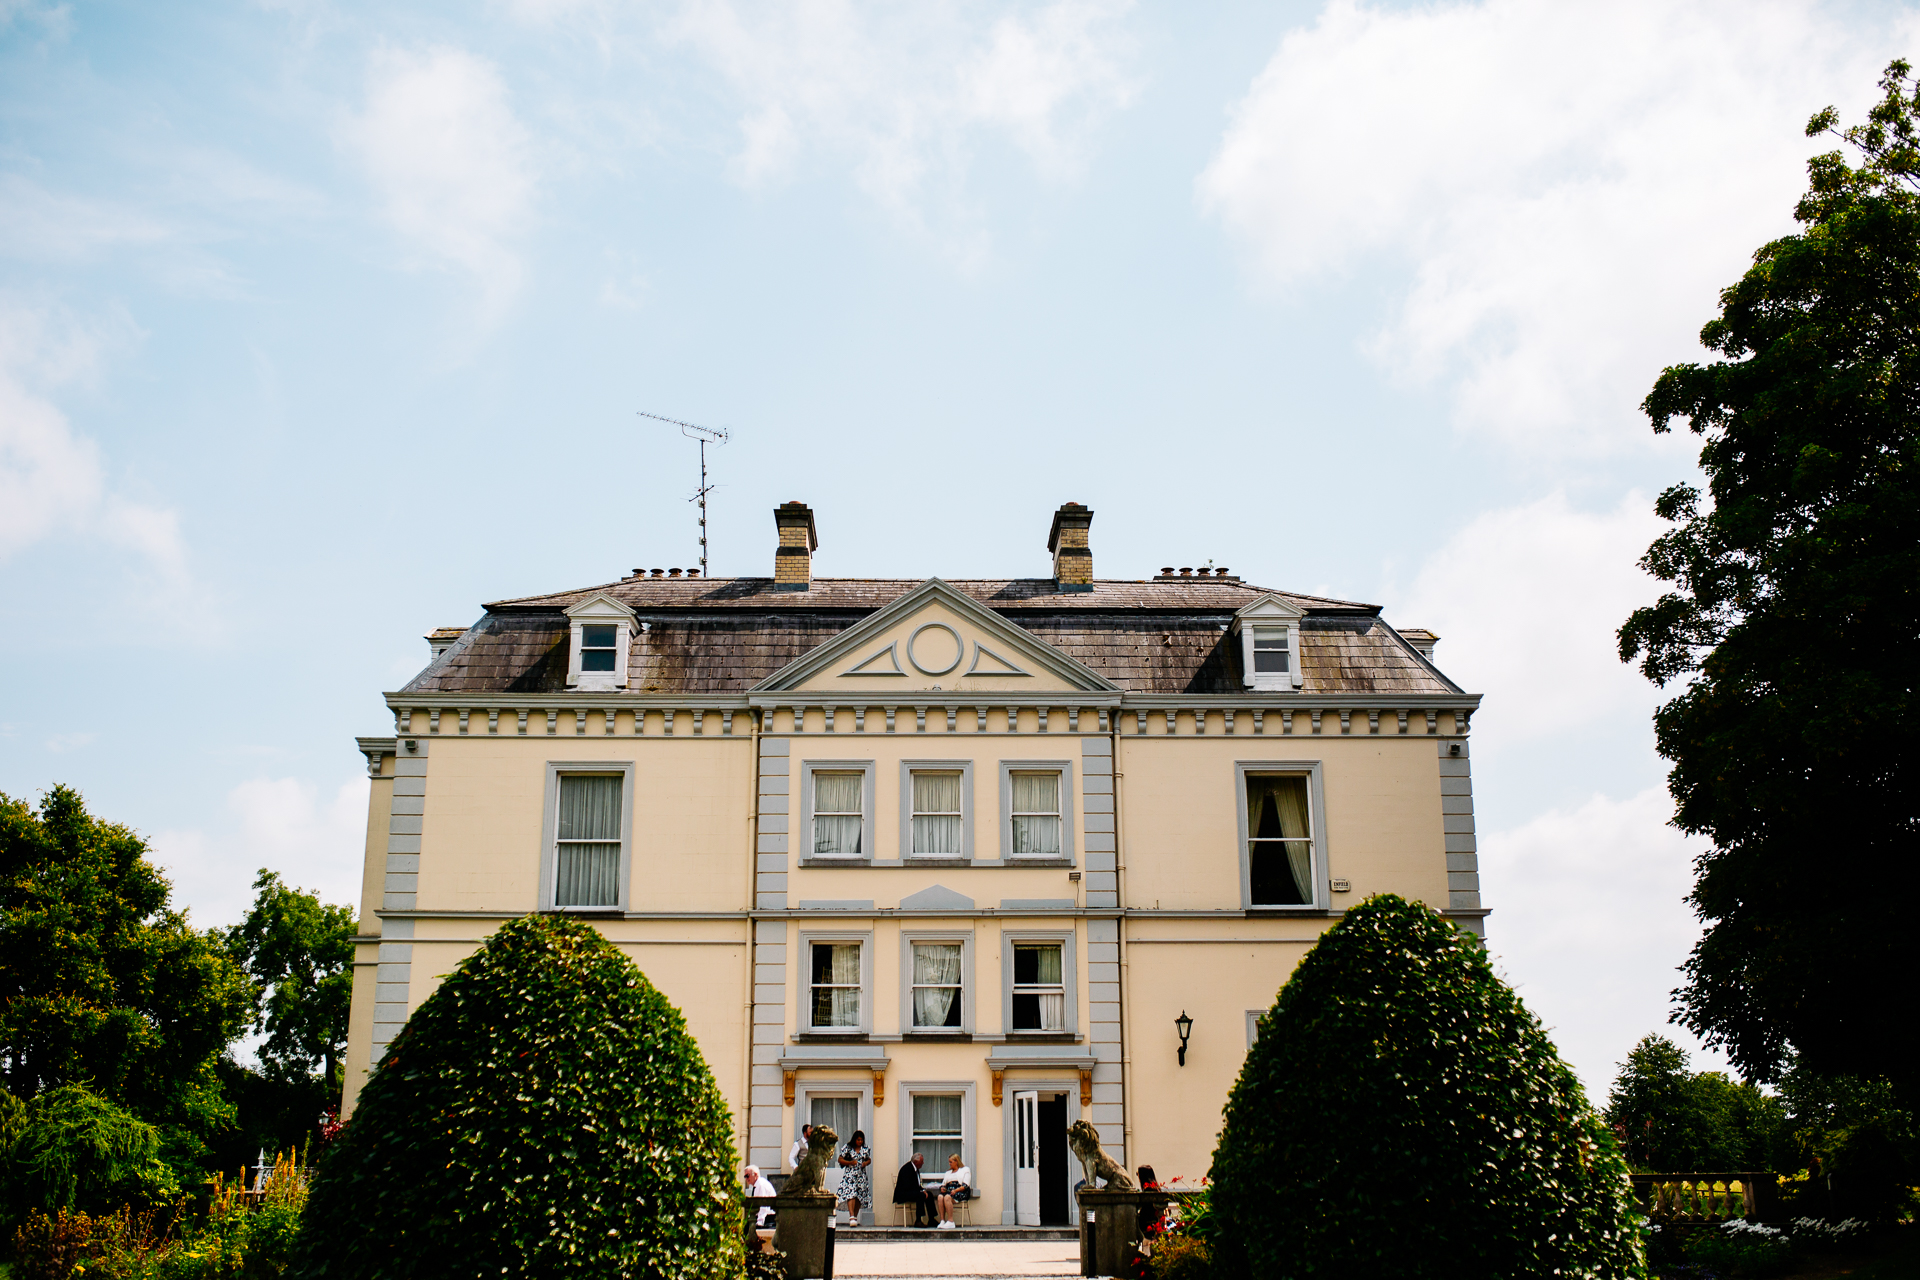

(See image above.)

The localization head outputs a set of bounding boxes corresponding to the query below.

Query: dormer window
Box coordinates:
[581,626,618,672]
[1252,626,1291,676]
[1234,594,1306,692]
[563,594,637,691]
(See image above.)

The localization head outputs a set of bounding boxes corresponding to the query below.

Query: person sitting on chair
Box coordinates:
[744,1164,777,1228]
[893,1152,934,1227]
[934,1154,972,1230]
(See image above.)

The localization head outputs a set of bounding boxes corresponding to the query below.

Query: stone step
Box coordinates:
[834,1224,1078,1242]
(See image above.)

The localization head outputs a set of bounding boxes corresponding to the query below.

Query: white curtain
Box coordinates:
[811,943,861,1027]
[912,943,961,1027]
[813,773,863,855]
[1011,772,1061,856]
[1248,775,1313,903]
[912,772,963,855]
[556,775,620,906]
[912,1094,963,1173]
[1032,946,1064,1030]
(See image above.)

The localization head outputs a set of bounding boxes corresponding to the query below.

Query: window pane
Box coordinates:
[913,1094,963,1136]
[912,943,962,1028]
[1011,815,1061,856]
[815,772,862,813]
[1247,775,1313,905]
[913,772,962,814]
[583,625,615,646]
[1032,945,1062,984]
[1011,772,1059,814]
[1253,648,1289,673]
[1012,993,1041,1030]
[581,649,617,672]
[558,775,622,840]
[1253,626,1289,673]
[813,815,863,856]
[913,815,963,856]
[555,842,619,906]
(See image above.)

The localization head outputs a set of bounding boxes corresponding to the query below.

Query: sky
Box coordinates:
[2,0,1913,1100]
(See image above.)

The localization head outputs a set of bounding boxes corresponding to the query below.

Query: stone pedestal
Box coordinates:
[771,1192,836,1280]
[1075,1189,1175,1278]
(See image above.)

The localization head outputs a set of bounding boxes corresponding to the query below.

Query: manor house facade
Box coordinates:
[344,501,1484,1226]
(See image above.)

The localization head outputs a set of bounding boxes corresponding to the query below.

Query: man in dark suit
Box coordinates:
[893,1152,933,1227]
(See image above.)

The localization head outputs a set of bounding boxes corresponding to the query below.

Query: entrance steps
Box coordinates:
[837,1224,1076,1242]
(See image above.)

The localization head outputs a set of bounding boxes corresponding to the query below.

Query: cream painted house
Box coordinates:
[345,501,1484,1226]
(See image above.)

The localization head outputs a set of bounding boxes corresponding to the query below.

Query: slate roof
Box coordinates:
[399,577,1463,698]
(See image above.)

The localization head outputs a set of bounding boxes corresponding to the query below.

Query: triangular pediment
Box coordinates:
[752,579,1120,694]
[564,592,636,621]
[1232,593,1304,628]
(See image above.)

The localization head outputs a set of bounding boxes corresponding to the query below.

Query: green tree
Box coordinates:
[1604,1034,1783,1171]
[0,786,251,1175]
[1208,895,1644,1280]
[220,871,355,1093]
[294,913,743,1280]
[0,1083,176,1226]
[1619,61,1920,1100]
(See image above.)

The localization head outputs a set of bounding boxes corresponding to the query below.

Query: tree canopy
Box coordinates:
[1603,1034,1782,1171]
[1208,895,1643,1280]
[1619,61,1920,1099]
[0,785,251,1173]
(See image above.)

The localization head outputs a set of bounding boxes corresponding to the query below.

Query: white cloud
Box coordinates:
[44,732,94,753]
[1483,786,1730,1098]
[1393,490,1665,742]
[150,775,369,928]
[0,300,189,580]
[338,46,536,319]
[667,0,1136,257]
[1199,0,1919,454]
[0,175,171,264]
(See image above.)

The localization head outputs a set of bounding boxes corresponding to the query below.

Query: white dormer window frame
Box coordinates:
[1233,595,1306,692]
[564,594,637,692]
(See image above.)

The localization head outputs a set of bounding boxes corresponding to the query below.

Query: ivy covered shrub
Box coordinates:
[1208,895,1644,1280]
[294,915,742,1279]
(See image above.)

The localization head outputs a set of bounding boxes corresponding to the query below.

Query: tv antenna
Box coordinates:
[638,411,728,579]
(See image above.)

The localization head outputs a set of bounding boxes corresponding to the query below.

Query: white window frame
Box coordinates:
[537,761,636,912]
[899,1082,977,1194]
[998,760,1075,863]
[564,594,636,692]
[797,929,874,1035]
[1232,595,1305,692]
[899,760,974,861]
[1001,929,1077,1036]
[1234,760,1328,911]
[801,760,877,862]
[899,930,973,1035]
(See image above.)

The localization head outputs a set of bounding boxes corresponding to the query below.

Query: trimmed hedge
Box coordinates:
[1208,894,1644,1279]
[294,914,742,1279]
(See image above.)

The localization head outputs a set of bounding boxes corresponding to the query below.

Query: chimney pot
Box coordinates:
[1180,567,1193,577]
[668,567,682,578]
[1161,567,1174,576]
[687,568,700,578]
[1046,502,1095,592]
[651,568,665,578]
[773,501,818,590]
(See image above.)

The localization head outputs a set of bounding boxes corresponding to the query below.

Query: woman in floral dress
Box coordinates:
[838,1129,873,1226]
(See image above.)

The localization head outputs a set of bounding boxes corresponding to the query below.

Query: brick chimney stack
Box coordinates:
[773,501,818,590]
[1047,502,1094,592]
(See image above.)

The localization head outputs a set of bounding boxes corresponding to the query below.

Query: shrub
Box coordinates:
[1148,1233,1213,1280]
[1208,894,1645,1279]
[1,1084,178,1226]
[293,914,742,1279]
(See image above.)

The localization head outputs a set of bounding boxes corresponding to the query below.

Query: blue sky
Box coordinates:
[3,0,1913,1095]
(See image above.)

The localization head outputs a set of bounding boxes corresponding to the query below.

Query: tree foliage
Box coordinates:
[1208,895,1644,1280]
[0,1083,174,1226]
[1618,61,1920,1098]
[0,786,251,1174]
[293,913,742,1280]
[1603,1034,1783,1171]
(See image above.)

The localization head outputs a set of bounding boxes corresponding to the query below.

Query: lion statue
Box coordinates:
[785,1124,839,1197]
[1067,1120,1133,1190]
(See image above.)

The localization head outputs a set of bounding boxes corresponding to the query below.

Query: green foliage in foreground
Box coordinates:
[294,914,742,1280]
[0,1084,177,1227]
[1209,894,1645,1280]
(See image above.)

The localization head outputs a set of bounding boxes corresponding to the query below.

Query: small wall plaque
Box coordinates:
[1330,878,1352,893]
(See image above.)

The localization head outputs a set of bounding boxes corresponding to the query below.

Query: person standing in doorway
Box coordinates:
[788,1123,812,1172]
[838,1129,873,1227]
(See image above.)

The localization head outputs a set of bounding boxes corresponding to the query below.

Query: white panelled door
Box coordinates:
[1013,1090,1040,1226]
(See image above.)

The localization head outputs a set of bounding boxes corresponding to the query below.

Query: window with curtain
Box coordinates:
[1011,943,1065,1031]
[911,1094,963,1173]
[812,772,864,856]
[809,942,861,1029]
[911,772,963,856]
[1009,771,1061,857]
[911,942,963,1029]
[580,624,618,672]
[555,774,621,907]
[1246,774,1313,905]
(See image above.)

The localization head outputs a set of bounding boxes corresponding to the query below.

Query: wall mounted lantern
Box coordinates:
[1175,1011,1194,1066]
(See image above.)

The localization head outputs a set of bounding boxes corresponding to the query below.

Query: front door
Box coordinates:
[1038,1094,1069,1225]
[1013,1090,1040,1226]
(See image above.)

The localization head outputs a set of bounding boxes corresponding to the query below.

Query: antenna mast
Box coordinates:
[639,411,728,579]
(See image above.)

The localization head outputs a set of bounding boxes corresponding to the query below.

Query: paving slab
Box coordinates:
[831,1238,1083,1277]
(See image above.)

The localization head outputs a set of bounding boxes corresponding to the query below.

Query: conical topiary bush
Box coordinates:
[294,914,742,1279]
[1208,894,1644,1280]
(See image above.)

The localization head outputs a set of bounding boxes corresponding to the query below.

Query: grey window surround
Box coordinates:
[537,761,636,912]
[899,760,975,861]
[797,928,875,1035]
[794,1078,873,1163]
[998,759,1076,863]
[796,857,1075,870]
[1245,1009,1266,1051]
[898,1080,978,1191]
[999,928,1078,1036]
[1233,760,1328,911]
[899,929,974,1035]
[800,759,877,861]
